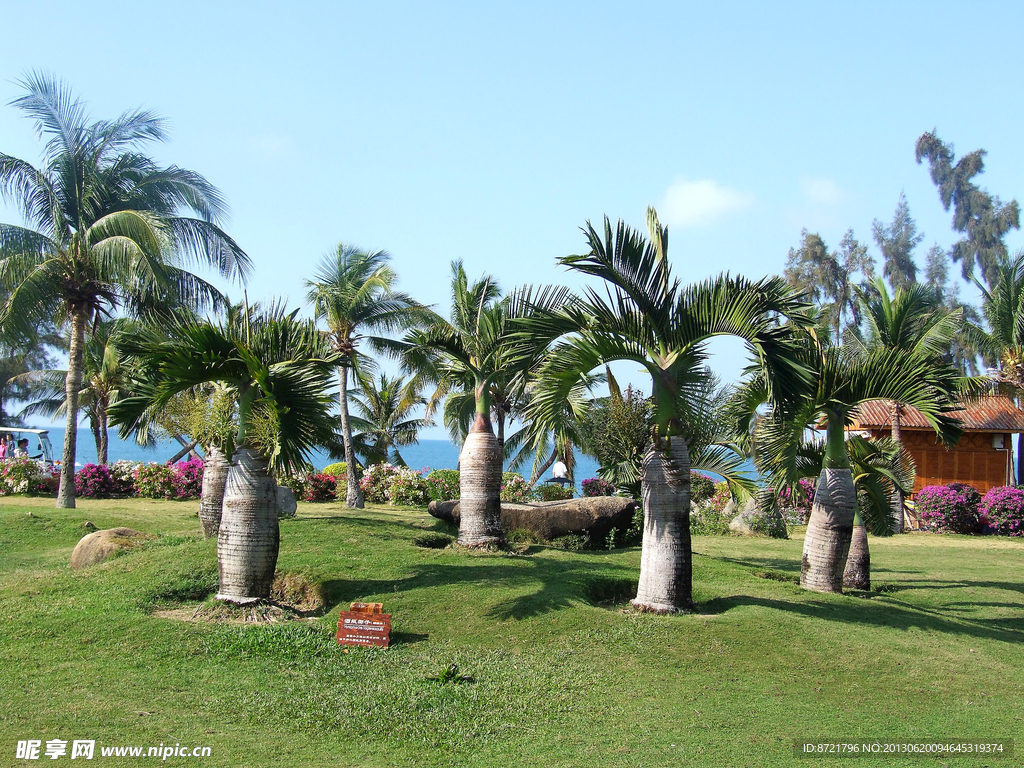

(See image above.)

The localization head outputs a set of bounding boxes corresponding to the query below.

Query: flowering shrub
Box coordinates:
[110,460,141,496]
[277,472,308,501]
[173,458,204,499]
[304,473,338,503]
[132,460,204,501]
[582,478,615,497]
[500,474,535,503]
[387,467,430,506]
[75,464,121,498]
[0,457,43,495]
[29,468,60,497]
[426,469,460,501]
[916,483,983,534]
[536,483,573,501]
[320,462,350,493]
[980,485,1024,537]
[690,473,716,504]
[359,463,401,503]
[778,479,815,515]
[705,481,732,513]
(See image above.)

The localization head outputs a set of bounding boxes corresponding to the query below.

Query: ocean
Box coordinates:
[17,425,606,481]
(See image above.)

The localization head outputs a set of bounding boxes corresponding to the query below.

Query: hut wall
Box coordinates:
[873,431,1014,495]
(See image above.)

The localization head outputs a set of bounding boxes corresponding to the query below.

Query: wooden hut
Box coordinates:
[847,395,1024,496]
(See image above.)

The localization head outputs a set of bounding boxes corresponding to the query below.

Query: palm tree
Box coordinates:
[745,341,961,594]
[849,278,963,531]
[524,210,812,612]
[968,250,1024,482]
[0,74,250,507]
[305,245,434,508]
[403,262,568,547]
[348,372,432,467]
[13,318,136,465]
[111,306,338,602]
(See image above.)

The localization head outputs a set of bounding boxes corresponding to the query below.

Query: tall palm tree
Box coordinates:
[524,210,812,612]
[849,278,963,531]
[111,306,338,602]
[348,372,432,467]
[967,250,1024,482]
[745,341,961,594]
[305,245,434,508]
[403,262,568,547]
[12,318,128,465]
[0,74,250,507]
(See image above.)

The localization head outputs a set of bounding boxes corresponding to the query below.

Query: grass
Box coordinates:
[0,495,1022,767]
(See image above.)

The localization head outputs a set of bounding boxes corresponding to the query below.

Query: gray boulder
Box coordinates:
[70,528,155,569]
[727,497,760,534]
[277,486,297,518]
[428,496,639,542]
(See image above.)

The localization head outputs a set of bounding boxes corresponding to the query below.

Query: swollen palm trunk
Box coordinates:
[458,427,503,547]
[843,523,870,591]
[800,468,856,593]
[216,447,280,603]
[198,446,228,538]
[632,439,695,613]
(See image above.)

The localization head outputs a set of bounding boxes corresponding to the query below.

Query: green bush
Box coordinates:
[426,469,460,501]
[690,472,716,504]
[500,474,535,503]
[134,463,178,499]
[536,483,573,501]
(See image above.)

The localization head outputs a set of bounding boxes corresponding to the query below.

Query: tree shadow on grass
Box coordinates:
[319,556,640,621]
[700,593,1024,644]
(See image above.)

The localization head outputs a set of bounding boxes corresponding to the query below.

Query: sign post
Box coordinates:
[336,602,391,648]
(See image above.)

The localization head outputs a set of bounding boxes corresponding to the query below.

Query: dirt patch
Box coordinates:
[153,572,326,624]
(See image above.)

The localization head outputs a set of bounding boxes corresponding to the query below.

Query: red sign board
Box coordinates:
[336,603,391,648]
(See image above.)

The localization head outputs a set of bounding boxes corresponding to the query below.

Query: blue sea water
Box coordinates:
[23,425,606,481]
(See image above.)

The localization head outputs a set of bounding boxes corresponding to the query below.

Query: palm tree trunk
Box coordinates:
[98,407,109,466]
[843,514,871,591]
[199,445,228,538]
[90,419,102,466]
[801,416,856,593]
[530,446,558,486]
[889,401,904,533]
[338,367,364,508]
[632,437,695,613]
[216,447,279,603]
[458,386,503,547]
[57,307,87,509]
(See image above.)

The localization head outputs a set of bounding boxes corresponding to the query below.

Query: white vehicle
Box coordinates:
[0,427,56,466]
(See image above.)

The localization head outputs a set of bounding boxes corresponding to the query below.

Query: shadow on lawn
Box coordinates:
[320,557,639,621]
[701,593,1024,643]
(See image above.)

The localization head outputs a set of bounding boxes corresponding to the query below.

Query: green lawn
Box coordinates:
[1,496,1021,767]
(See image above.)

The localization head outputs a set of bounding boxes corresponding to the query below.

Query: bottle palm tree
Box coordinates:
[743,341,961,594]
[348,372,432,467]
[523,210,812,612]
[305,244,435,508]
[0,74,250,507]
[403,262,569,547]
[849,277,963,531]
[111,306,338,603]
[967,250,1024,482]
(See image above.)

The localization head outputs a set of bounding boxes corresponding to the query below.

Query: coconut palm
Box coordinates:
[111,306,338,602]
[403,262,569,547]
[743,340,961,594]
[523,210,812,612]
[305,244,435,508]
[0,74,250,507]
[348,372,432,467]
[849,277,963,530]
[13,318,127,464]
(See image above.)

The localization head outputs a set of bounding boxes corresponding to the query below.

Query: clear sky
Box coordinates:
[3,1,1023,438]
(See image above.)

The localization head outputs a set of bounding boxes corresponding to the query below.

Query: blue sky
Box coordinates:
[3,1,1023,438]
